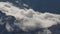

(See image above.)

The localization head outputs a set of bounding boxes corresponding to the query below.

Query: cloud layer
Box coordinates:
[0,2,60,34]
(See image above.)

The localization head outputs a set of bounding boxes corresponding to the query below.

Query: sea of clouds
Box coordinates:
[0,2,60,34]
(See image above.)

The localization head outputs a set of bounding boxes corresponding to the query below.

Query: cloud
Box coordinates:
[5,23,14,32]
[0,2,60,34]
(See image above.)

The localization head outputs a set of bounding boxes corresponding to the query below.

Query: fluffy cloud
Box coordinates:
[0,2,60,34]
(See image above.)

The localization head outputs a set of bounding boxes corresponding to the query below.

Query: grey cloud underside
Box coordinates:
[0,2,60,34]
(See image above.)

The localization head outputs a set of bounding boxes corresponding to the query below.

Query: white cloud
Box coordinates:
[5,23,14,32]
[43,28,52,34]
[0,2,60,33]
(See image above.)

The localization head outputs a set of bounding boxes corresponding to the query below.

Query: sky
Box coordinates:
[0,0,60,14]
[22,0,60,14]
[0,0,60,34]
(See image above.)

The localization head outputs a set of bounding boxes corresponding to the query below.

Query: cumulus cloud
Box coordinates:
[0,2,60,34]
[5,23,14,32]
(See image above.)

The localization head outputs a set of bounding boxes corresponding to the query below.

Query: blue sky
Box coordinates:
[0,0,60,14]
[21,0,60,14]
